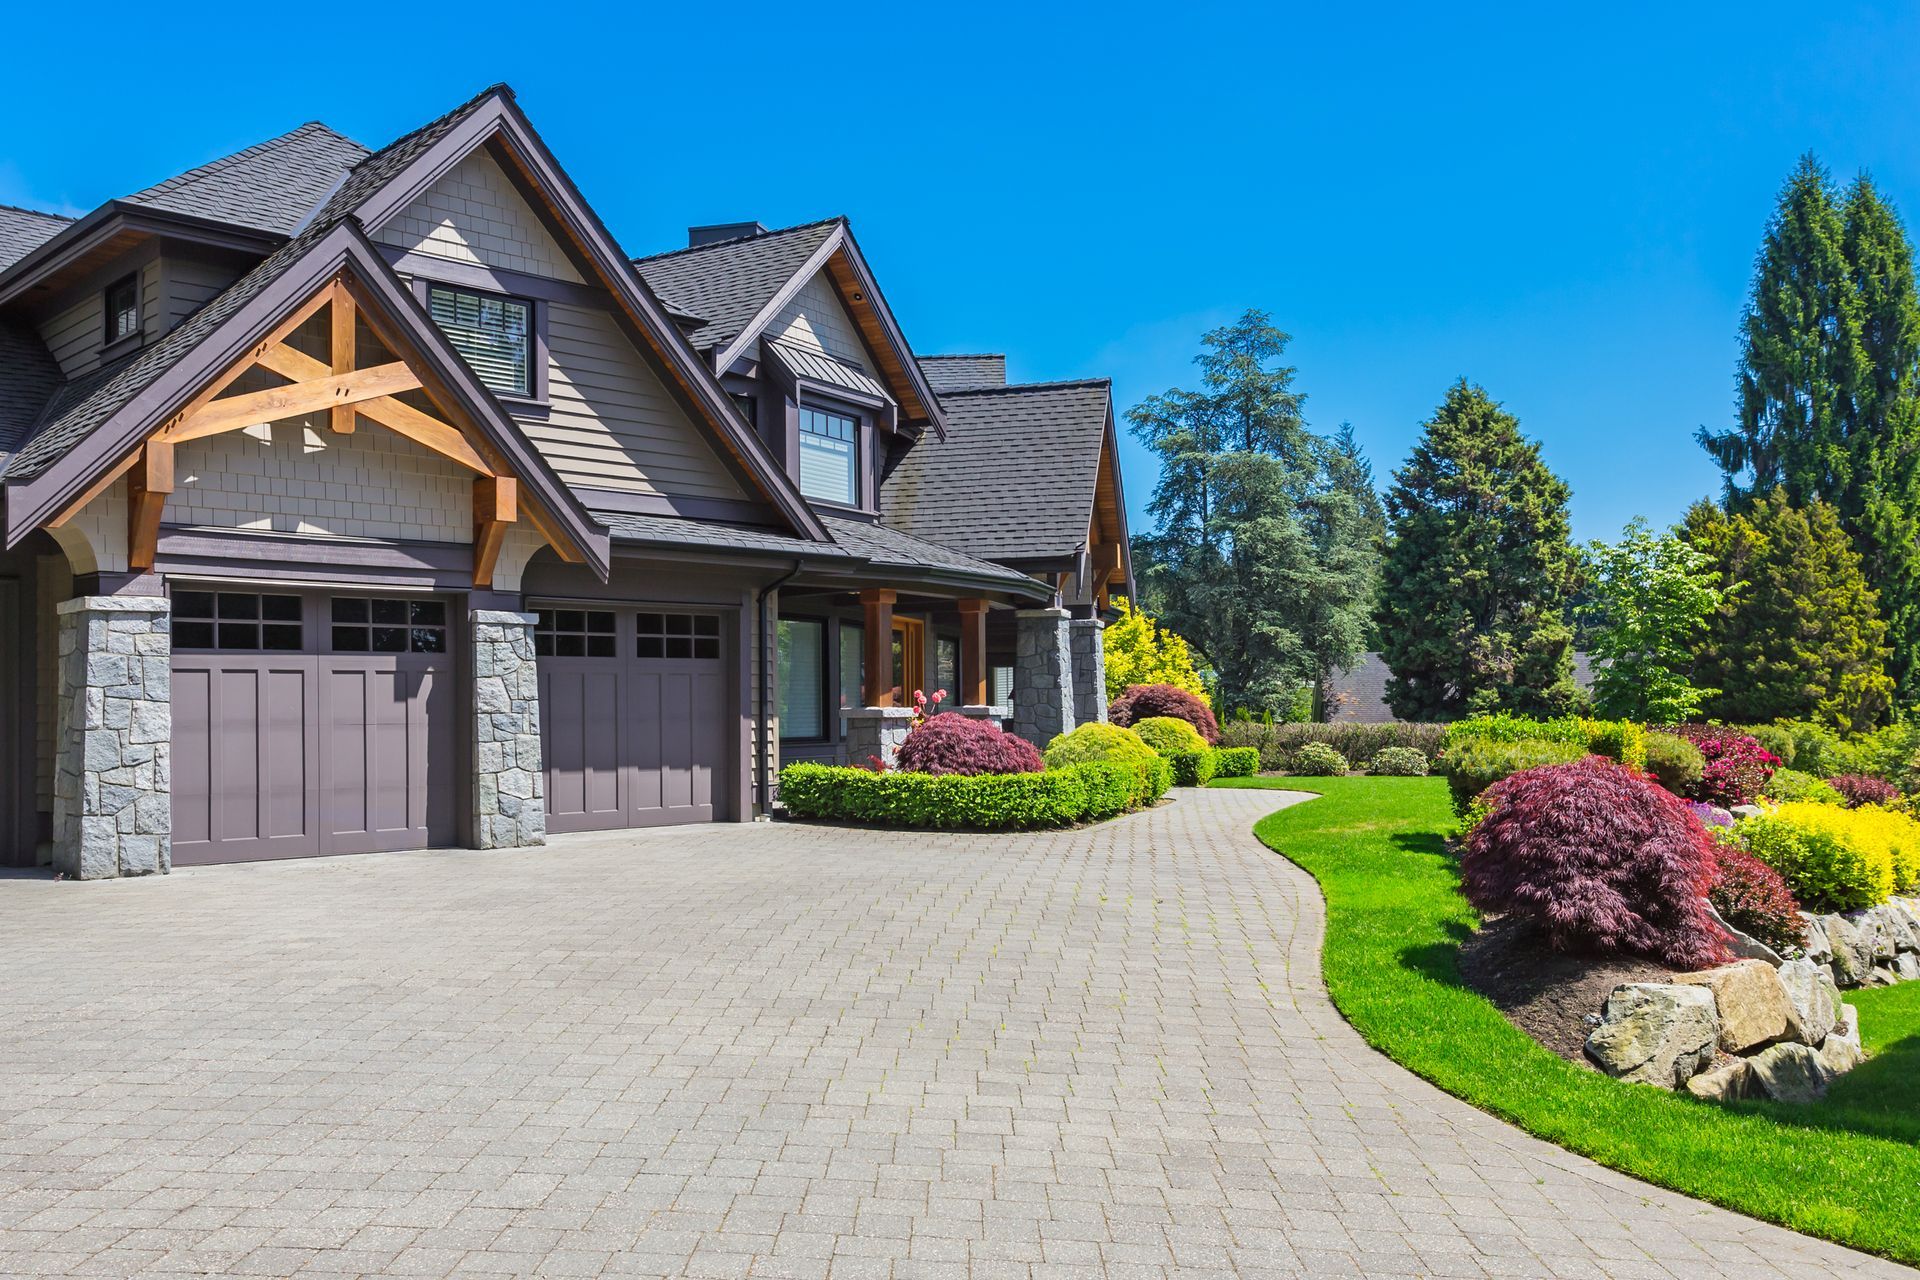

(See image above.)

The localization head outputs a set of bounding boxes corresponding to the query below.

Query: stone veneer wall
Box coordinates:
[52,596,171,878]
[471,610,545,849]
[842,707,915,770]
[1068,618,1108,727]
[1011,608,1076,748]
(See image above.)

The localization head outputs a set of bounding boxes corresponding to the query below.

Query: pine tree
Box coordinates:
[1684,492,1895,731]
[1376,380,1581,720]
[1128,311,1379,714]
[1841,175,1920,698]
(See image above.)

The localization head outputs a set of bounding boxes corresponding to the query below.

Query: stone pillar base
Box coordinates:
[843,706,915,769]
[1068,617,1108,726]
[53,596,172,879]
[956,704,1010,731]
[471,610,544,849]
[1011,608,1075,748]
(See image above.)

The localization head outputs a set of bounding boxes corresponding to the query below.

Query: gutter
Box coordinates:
[754,559,805,817]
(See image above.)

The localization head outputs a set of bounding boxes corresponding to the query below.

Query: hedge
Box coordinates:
[779,760,1146,829]
[1213,747,1259,778]
[1169,748,1217,787]
[1443,714,1647,771]
[1216,721,1445,772]
[1442,738,1588,814]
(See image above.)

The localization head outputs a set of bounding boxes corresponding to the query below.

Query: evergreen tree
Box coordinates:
[1376,380,1581,719]
[1684,492,1895,731]
[1841,175,1920,698]
[1128,311,1379,714]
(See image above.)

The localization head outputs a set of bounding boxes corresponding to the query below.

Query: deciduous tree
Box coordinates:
[1581,519,1724,723]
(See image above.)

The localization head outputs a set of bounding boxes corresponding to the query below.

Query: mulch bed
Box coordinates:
[1458,913,1678,1064]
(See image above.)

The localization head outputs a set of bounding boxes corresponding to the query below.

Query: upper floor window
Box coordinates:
[427,284,532,398]
[104,274,139,346]
[798,407,858,505]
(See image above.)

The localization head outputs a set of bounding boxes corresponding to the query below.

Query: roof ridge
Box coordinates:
[0,202,71,223]
[128,121,369,204]
[941,377,1111,395]
[631,215,845,264]
[919,352,1005,360]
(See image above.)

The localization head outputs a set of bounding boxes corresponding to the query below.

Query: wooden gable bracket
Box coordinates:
[1089,541,1124,609]
[127,439,173,572]
[472,475,518,588]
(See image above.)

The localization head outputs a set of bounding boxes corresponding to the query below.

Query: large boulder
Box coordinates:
[1775,959,1840,1047]
[1747,1042,1836,1104]
[1684,1059,1754,1103]
[1850,909,1899,962]
[1800,914,1833,965]
[1820,913,1876,987]
[1674,960,1792,1053]
[1584,983,1719,1088]
[1887,953,1920,982]
[1702,901,1783,966]
[1878,901,1920,953]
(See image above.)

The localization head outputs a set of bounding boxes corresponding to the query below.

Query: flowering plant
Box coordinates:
[910,688,948,729]
[1666,725,1779,808]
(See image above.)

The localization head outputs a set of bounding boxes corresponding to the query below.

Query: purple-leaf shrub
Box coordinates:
[894,712,1044,776]
[1107,684,1220,744]
[1827,773,1900,809]
[1667,725,1780,808]
[1463,757,1730,969]
[1708,841,1807,955]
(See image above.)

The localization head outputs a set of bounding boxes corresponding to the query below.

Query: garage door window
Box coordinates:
[637,612,720,660]
[172,590,303,651]
[534,608,616,658]
[331,598,447,654]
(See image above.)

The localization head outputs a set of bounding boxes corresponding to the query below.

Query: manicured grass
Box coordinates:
[1215,774,1920,1264]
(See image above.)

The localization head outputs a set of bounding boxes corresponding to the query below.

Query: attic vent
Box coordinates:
[688,221,767,248]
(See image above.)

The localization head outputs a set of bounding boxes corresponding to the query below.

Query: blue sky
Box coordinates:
[8,3,1920,542]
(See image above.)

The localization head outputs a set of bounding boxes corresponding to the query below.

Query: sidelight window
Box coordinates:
[777,618,826,741]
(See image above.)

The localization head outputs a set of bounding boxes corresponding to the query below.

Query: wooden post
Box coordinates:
[860,588,896,707]
[957,598,989,707]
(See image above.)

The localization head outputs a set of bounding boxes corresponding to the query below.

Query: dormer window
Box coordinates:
[798,406,858,505]
[427,284,534,398]
[104,274,140,347]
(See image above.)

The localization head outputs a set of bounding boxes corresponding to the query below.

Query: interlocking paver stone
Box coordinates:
[0,788,1912,1278]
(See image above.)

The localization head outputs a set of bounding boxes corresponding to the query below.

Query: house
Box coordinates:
[0,86,1131,877]
[1324,652,1599,722]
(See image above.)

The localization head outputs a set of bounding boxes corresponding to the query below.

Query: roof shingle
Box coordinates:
[123,122,369,235]
[881,380,1111,563]
[0,204,73,271]
[917,354,1005,392]
[633,219,840,352]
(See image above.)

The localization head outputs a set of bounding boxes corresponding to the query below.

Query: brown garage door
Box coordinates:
[538,606,732,833]
[170,590,456,864]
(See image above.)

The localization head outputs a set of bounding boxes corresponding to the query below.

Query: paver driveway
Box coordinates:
[0,788,1910,1280]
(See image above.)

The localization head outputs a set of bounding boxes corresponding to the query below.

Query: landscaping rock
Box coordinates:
[1879,901,1920,953]
[1830,1002,1862,1055]
[1775,959,1839,1047]
[1702,901,1783,966]
[1674,960,1792,1053]
[1850,909,1898,962]
[1887,953,1920,982]
[1819,913,1875,987]
[1684,1059,1754,1103]
[1819,1026,1865,1075]
[1746,1042,1836,1103]
[1584,983,1719,1088]
[1799,913,1833,965]
[1730,803,1764,820]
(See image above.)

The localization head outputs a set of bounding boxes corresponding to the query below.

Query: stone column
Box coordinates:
[842,706,915,769]
[53,596,172,879]
[1069,617,1108,727]
[1011,607,1075,748]
[471,610,544,850]
[956,704,1010,731]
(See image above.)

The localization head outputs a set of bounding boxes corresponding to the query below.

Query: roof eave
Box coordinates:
[0,202,283,309]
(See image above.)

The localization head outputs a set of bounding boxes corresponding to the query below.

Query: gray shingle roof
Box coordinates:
[817,514,1043,592]
[1,90,505,484]
[0,204,73,270]
[123,122,369,235]
[918,354,1005,392]
[881,380,1111,563]
[632,219,840,352]
[0,321,62,463]
[598,510,856,559]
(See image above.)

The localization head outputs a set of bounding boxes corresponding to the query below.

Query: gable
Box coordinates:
[768,270,873,369]
[374,150,583,283]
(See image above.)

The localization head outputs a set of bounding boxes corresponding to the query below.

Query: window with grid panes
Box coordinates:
[534,609,616,658]
[427,285,532,397]
[330,598,447,654]
[171,590,303,651]
[636,612,720,660]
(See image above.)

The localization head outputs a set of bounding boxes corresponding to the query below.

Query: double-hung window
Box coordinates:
[798,407,858,506]
[104,274,140,347]
[427,285,533,398]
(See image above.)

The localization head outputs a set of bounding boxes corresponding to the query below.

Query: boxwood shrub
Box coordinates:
[1213,746,1259,778]
[1444,713,1646,771]
[1642,731,1704,796]
[1132,715,1210,757]
[1043,723,1172,805]
[1442,738,1588,814]
[1216,721,1444,772]
[778,760,1143,829]
[1168,748,1217,787]
[1291,742,1350,776]
[1367,746,1429,776]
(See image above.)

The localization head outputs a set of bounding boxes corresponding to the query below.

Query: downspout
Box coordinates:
[755,560,805,817]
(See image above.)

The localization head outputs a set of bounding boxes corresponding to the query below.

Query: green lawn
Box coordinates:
[1214,774,1920,1264]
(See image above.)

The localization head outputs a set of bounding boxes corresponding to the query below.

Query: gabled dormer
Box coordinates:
[635,218,945,520]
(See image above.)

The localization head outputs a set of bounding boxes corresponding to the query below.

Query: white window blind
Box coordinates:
[990,665,1014,708]
[778,620,825,740]
[799,408,857,505]
[839,622,865,710]
[428,286,532,397]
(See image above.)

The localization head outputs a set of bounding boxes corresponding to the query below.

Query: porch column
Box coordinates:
[861,588,895,707]
[52,595,172,879]
[1069,616,1109,726]
[1011,607,1075,748]
[957,599,989,708]
[471,609,545,849]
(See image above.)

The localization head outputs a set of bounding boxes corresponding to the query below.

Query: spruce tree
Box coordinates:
[1684,492,1895,731]
[1376,380,1580,720]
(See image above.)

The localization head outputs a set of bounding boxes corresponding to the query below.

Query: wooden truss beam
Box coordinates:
[472,475,518,589]
[330,287,357,434]
[165,361,421,444]
[252,342,491,475]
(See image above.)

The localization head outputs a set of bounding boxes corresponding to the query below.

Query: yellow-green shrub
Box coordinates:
[1043,723,1171,805]
[1737,801,1902,910]
[1131,716,1210,756]
[1443,714,1644,771]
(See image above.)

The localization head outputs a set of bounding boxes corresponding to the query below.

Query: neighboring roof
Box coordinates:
[123,122,369,235]
[765,338,889,403]
[918,354,1005,392]
[0,321,61,462]
[881,379,1112,562]
[817,513,1045,594]
[632,219,840,351]
[1325,652,1598,723]
[0,205,72,270]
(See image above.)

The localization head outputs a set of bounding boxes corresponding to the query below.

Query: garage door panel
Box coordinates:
[170,667,212,850]
[541,665,626,833]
